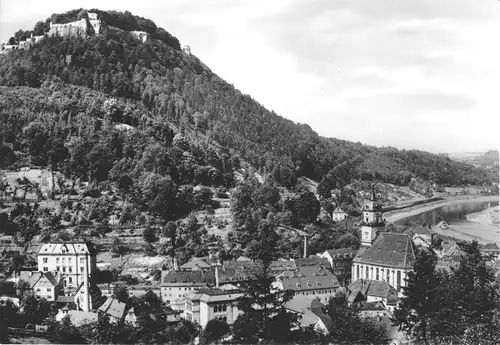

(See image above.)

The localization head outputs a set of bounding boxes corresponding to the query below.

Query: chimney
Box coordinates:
[82,254,90,312]
[215,261,220,288]
[303,235,308,258]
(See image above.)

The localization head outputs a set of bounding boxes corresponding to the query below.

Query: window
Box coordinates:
[56,266,60,272]
[80,267,84,272]
[365,267,369,279]
[63,267,66,273]
[56,258,60,264]
[80,258,84,264]
[69,277,73,283]
[62,258,66,264]
[47,288,52,292]
[43,257,48,263]
[397,271,401,290]
[376,268,379,281]
[43,267,48,271]
[68,258,72,264]
[356,265,360,279]
[386,270,390,282]
[69,267,73,273]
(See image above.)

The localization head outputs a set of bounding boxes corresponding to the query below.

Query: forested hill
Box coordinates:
[0,9,492,190]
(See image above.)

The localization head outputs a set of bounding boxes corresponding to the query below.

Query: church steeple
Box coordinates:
[360,182,385,247]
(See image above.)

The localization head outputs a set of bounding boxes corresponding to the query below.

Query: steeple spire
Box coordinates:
[370,182,377,201]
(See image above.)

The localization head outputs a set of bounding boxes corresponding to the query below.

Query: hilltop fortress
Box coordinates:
[1,11,151,54]
[48,12,151,43]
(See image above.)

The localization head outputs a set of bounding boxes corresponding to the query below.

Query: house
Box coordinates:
[98,297,127,323]
[183,284,244,328]
[56,306,98,327]
[37,241,97,289]
[403,225,437,247]
[352,233,416,292]
[357,301,408,343]
[160,270,216,305]
[18,271,63,301]
[285,296,334,334]
[274,267,340,304]
[332,207,348,222]
[481,243,500,260]
[180,259,212,272]
[348,279,399,311]
[294,256,331,271]
[270,259,297,273]
[319,248,358,286]
[125,306,181,326]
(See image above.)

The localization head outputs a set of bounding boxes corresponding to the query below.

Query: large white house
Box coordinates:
[37,242,97,289]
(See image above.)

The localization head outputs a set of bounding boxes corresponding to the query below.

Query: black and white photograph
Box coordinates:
[0,1,499,344]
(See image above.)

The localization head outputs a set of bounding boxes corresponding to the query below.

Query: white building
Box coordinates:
[352,185,416,292]
[37,242,97,290]
[331,207,348,222]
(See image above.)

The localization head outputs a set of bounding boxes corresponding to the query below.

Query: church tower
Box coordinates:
[360,183,385,247]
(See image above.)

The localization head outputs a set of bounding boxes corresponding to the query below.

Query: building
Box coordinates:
[160,270,216,305]
[125,306,181,326]
[37,242,97,289]
[284,296,334,335]
[403,225,437,248]
[273,267,340,303]
[348,279,398,311]
[179,259,212,272]
[332,207,348,222]
[18,167,54,197]
[360,184,385,247]
[18,271,63,301]
[183,284,244,328]
[98,297,127,323]
[481,243,500,260]
[352,185,416,292]
[319,248,358,286]
[352,232,416,292]
[270,260,297,273]
[55,307,98,327]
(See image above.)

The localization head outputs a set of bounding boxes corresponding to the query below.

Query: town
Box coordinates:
[0,5,499,345]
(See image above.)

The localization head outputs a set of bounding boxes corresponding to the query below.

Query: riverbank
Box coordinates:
[384,194,499,223]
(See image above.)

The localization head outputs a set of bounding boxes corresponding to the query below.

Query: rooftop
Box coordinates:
[354,233,416,269]
[349,279,398,303]
[98,297,126,320]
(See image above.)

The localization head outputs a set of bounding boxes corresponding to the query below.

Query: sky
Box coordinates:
[1,0,499,154]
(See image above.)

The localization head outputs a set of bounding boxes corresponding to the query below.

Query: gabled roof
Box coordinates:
[483,243,500,250]
[279,271,339,291]
[284,296,334,333]
[404,225,434,236]
[325,248,358,259]
[294,256,330,269]
[38,242,96,255]
[162,270,215,286]
[180,259,212,271]
[98,297,126,320]
[349,279,398,301]
[270,260,297,272]
[332,207,346,214]
[20,271,61,288]
[353,233,416,269]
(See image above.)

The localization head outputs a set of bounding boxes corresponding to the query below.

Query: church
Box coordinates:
[350,185,416,292]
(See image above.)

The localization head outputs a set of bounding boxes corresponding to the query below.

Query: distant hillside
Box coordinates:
[0,8,492,190]
[446,150,498,182]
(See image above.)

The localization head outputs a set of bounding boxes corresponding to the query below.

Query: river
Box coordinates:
[395,200,500,245]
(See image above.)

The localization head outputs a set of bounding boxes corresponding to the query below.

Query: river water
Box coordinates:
[396,201,500,244]
[396,201,499,226]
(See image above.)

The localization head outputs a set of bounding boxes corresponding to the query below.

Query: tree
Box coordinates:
[201,319,230,343]
[111,236,124,256]
[112,284,129,304]
[142,226,158,243]
[162,319,200,343]
[393,248,440,341]
[21,296,50,325]
[326,294,388,344]
[54,315,84,344]
[237,214,299,343]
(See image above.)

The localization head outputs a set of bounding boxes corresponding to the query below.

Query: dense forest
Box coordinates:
[0,9,493,191]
